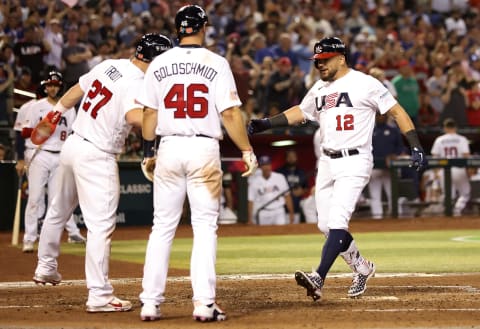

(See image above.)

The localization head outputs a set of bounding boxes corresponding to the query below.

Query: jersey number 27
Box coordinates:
[164,83,208,119]
[82,79,113,119]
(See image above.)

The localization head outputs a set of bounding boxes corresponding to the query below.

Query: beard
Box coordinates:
[320,67,338,82]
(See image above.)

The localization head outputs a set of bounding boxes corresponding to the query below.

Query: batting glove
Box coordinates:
[247,118,271,135]
[141,157,156,182]
[410,147,428,171]
[30,111,62,145]
[241,150,258,177]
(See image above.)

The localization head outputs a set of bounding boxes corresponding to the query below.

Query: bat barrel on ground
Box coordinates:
[11,175,22,246]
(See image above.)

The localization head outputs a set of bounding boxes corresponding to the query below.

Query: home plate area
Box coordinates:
[1,273,480,329]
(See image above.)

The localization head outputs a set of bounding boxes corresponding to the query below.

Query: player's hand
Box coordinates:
[247,118,271,135]
[410,147,428,171]
[21,127,33,138]
[15,160,25,177]
[141,157,156,182]
[241,150,258,177]
[30,111,62,145]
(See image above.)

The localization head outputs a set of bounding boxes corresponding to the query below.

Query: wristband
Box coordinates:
[52,101,69,114]
[143,139,155,158]
[269,112,289,127]
[405,130,422,150]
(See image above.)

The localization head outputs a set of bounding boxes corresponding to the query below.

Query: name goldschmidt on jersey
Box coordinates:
[153,62,218,82]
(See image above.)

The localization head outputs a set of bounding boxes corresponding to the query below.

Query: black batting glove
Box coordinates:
[247,118,271,135]
[410,147,428,171]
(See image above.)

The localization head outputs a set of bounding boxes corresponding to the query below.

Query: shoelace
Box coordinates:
[310,273,324,288]
[351,273,366,287]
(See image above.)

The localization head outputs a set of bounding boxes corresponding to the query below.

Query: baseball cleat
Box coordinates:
[348,261,376,298]
[33,272,62,286]
[295,270,323,301]
[140,303,161,321]
[22,242,35,253]
[67,234,87,244]
[192,302,226,322]
[86,297,132,313]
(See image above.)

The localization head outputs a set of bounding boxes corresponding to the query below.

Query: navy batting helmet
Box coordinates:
[42,70,63,86]
[135,33,172,63]
[312,37,347,60]
[175,4,208,37]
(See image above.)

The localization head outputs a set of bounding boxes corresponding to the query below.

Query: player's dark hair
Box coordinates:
[443,118,457,129]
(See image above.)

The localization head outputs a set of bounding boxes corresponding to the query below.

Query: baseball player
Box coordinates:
[368,114,405,219]
[248,37,428,301]
[430,118,471,216]
[14,71,85,253]
[32,34,172,313]
[248,155,294,225]
[137,5,257,322]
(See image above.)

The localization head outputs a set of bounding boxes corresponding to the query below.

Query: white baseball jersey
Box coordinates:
[248,172,290,214]
[430,132,471,214]
[137,46,242,138]
[431,133,470,158]
[74,59,143,153]
[14,98,76,151]
[300,70,397,153]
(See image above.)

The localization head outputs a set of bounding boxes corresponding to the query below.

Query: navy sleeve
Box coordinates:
[15,131,26,160]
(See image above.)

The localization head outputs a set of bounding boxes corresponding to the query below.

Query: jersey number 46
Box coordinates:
[164,83,208,119]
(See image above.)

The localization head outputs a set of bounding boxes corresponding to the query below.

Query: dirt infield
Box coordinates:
[1,217,480,329]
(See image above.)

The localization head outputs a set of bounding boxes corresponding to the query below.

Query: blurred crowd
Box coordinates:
[1,0,480,161]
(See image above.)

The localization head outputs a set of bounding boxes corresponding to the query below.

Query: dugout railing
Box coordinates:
[389,157,480,218]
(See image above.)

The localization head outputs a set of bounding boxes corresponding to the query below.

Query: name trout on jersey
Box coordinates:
[315,92,353,112]
[153,62,218,82]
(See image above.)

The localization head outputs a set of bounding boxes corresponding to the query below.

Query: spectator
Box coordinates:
[248,155,294,225]
[466,81,480,126]
[0,63,14,125]
[392,59,421,124]
[266,56,304,115]
[440,65,469,127]
[292,26,314,75]
[252,55,274,117]
[0,143,6,160]
[62,25,92,89]
[251,33,274,64]
[13,25,51,84]
[270,33,298,67]
[276,149,308,223]
[43,18,64,71]
[425,65,448,119]
[467,53,480,82]
[444,8,467,37]
[13,67,37,110]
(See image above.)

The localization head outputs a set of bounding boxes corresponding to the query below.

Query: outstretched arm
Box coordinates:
[222,106,258,177]
[247,105,306,134]
[388,103,428,171]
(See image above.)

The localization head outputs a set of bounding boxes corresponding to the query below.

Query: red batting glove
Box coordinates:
[21,127,33,138]
[46,111,62,125]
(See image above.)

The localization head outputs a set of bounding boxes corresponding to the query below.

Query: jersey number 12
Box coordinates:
[335,114,354,131]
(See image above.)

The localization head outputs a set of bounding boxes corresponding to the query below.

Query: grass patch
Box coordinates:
[61,230,480,274]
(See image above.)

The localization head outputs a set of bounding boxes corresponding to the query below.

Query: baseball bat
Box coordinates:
[11,175,22,246]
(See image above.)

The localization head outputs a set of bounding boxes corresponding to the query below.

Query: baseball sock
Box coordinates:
[339,240,372,275]
[316,229,353,279]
